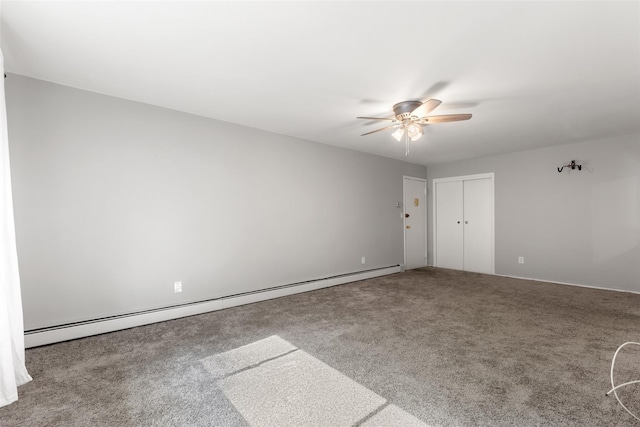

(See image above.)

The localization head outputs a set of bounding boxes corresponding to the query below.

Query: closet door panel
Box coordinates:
[435,181,464,270]
[463,178,493,273]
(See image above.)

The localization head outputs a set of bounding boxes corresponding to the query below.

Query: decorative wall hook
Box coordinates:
[557,160,582,173]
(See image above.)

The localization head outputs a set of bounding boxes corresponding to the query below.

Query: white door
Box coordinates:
[434,180,464,270]
[404,177,426,269]
[463,178,493,273]
[434,174,494,274]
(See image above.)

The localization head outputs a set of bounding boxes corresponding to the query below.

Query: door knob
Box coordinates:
[457,221,460,224]
[405,213,410,218]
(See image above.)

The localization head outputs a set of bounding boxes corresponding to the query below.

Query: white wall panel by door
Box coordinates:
[434,174,494,274]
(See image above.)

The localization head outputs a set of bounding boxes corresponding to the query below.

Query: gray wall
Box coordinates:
[427,135,640,292]
[6,74,427,330]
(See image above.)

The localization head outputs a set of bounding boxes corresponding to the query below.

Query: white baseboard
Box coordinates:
[24,299,224,348]
[496,273,640,295]
[25,265,401,348]
[222,266,400,309]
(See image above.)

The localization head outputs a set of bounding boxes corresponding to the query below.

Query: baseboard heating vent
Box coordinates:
[25,265,401,348]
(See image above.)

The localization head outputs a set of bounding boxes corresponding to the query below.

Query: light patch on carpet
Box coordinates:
[201,335,296,378]
[362,404,427,427]
[201,336,428,427]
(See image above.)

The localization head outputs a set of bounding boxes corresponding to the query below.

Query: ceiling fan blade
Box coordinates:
[411,99,442,118]
[356,116,396,121]
[425,113,472,123]
[361,124,402,136]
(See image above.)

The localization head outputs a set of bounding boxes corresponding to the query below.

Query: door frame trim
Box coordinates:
[403,176,427,269]
[432,173,495,273]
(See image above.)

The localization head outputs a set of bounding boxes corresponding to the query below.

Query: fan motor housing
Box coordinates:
[393,100,422,120]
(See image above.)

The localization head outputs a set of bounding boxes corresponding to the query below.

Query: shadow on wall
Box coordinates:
[591,176,639,264]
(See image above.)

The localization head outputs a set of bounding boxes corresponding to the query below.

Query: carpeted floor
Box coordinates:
[1,267,639,426]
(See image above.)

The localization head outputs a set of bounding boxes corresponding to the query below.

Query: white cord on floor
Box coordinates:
[606,341,640,422]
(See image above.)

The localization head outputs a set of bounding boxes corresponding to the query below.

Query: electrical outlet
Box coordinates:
[361,256,366,264]
[518,257,524,264]
[174,281,182,293]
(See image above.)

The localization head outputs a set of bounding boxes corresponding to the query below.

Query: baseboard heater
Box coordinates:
[25,265,402,348]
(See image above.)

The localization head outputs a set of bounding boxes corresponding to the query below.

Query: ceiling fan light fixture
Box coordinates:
[408,123,423,141]
[357,98,472,155]
[391,127,405,141]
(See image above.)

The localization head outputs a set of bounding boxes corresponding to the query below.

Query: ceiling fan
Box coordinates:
[357,99,472,155]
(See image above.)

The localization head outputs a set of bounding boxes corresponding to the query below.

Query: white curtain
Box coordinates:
[0,48,32,408]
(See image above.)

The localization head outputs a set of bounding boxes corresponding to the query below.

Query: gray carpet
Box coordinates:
[1,267,639,426]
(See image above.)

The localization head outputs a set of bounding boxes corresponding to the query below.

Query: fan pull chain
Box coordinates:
[405,130,410,156]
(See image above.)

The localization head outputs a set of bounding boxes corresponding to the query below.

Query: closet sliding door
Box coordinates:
[434,180,464,270]
[434,173,494,274]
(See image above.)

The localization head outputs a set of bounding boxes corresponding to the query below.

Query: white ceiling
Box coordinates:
[1,1,639,166]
